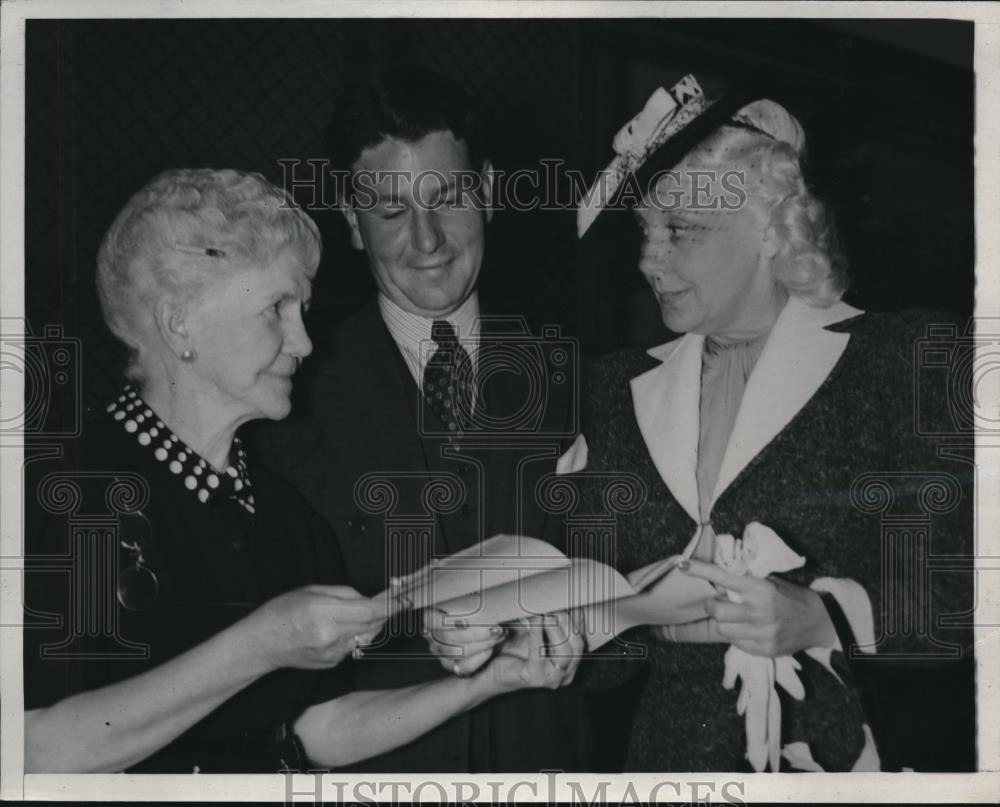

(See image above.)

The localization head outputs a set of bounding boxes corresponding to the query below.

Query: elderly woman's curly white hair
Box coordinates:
[97,168,321,384]
[684,100,848,308]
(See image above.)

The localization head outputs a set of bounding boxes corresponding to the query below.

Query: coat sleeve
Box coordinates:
[826,314,974,662]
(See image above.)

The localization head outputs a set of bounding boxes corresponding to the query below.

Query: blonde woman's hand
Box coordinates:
[679,560,837,656]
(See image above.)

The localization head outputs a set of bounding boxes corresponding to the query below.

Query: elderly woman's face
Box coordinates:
[180,250,313,422]
[635,166,783,337]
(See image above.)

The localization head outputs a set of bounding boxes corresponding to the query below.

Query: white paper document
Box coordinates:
[380,534,716,649]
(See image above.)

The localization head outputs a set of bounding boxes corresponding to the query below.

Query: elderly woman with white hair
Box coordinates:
[575,77,973,771]
[23,168,575,773]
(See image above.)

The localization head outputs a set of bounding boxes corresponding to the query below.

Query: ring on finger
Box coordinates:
[352,634,364,660]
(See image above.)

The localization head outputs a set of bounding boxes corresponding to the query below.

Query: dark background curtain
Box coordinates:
[25,17,973,414]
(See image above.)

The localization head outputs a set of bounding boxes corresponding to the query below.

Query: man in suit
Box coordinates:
[253,65,589,772]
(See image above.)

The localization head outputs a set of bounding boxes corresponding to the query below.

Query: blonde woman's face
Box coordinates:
[635,161,785,337]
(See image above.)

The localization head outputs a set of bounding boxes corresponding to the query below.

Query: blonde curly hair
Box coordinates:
[683,99,848,308]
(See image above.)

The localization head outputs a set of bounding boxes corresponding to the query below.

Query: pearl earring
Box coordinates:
[181,348,197,362]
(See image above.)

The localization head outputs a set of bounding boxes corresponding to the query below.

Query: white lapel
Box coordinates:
[711,297,863,503]
[629,297,863,524]
[630,331,704,524]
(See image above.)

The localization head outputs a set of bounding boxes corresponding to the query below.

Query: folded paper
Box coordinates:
[381,534,716,650]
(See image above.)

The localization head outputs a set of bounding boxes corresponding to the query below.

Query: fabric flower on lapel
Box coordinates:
[715,522,806,772]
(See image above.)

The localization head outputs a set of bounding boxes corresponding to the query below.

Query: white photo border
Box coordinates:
[2,0,998,802]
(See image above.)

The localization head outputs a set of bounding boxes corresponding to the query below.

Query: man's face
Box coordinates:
[342,130,492,318]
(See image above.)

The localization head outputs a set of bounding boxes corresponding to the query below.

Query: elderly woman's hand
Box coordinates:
[425,609,586,680]
[539,609,586,684]
[421,609,508,676]
[677,560,837,657]
[503,610,586,685]
[248,585,387,672]
[484,615,581,692]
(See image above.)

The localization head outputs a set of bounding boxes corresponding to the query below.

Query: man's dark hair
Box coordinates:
[326,65,482,172]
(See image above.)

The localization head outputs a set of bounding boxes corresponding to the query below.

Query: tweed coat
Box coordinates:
[575,298,975,771]
[251,297,588,772]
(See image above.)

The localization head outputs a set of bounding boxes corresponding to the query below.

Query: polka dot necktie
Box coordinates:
[423,320,475,436]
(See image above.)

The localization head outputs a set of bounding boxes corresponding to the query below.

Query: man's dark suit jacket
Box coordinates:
[252,297,589,772]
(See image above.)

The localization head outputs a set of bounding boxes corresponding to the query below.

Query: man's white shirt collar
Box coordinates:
[378,292,481,388]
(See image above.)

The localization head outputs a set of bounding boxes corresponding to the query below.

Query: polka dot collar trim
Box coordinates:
[106,386,256,515]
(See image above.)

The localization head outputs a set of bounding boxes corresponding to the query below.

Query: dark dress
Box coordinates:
[23,387,352,772]
[575,308,975,771]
